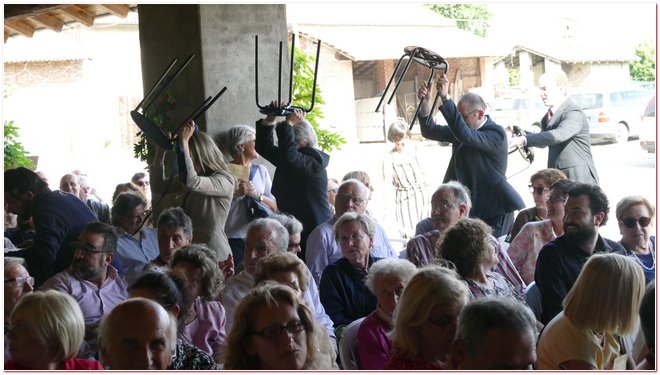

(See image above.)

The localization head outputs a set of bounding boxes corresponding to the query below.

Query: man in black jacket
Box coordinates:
[4,167,98,286]
[417,74,524,237]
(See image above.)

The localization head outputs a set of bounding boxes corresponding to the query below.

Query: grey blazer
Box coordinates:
[525,98,599,184]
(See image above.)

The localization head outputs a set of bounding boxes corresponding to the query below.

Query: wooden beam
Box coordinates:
[4,5,67,22]
[4,20,35,38]
[4,30,9,43]
[98,4,130,18]
[31,13,64,33]
[60,5,95,27]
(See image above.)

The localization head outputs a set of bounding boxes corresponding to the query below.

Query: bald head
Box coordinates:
[99,298,177,370]
[59,173,81,198]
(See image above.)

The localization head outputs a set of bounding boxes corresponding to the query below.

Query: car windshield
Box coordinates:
[492,98,526,111]
[569,93,603,110]
[644,96,656,117]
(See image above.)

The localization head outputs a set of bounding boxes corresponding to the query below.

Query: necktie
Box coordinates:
[547,109,553,122]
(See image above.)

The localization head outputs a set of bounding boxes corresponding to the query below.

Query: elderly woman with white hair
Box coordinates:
[255,105,333,258]
[357,258,417,369]
[218,124,277,266]
[319,212,381,336]
[5,290,104,370]
[616,195,655,283]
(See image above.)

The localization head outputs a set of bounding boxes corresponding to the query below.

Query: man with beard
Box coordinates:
[406,181,525,293]
[41,222,129,358]
[534,183,627,324]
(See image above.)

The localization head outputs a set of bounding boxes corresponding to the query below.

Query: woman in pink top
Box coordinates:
[171,244,227,362]
[508,179,578,284]
[5,290,104,370]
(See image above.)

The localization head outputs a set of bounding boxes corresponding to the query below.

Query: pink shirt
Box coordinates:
[507,219,558,285]
[178,297,227,361]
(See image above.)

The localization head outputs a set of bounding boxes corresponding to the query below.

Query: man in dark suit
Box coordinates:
[509,71,599,184]
[417,74,524,237]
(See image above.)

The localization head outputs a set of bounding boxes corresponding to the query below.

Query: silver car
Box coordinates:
[568,87,653,144]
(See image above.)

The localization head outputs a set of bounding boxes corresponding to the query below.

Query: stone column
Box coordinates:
[137,4,287,135]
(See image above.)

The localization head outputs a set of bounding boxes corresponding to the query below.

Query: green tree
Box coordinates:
[292,46,346,152]
[508,68,521,86]
[4,120,34,170]
[133,93,177,164]
[630,41,656,82]
[427,4,492,37]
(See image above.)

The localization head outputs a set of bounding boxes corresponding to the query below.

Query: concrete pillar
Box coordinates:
[137,4,287,135]
[518,51,534,89]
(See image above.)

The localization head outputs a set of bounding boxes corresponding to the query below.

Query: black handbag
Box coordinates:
[245,165,273,221]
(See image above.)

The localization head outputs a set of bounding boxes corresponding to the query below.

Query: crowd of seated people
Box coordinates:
[4,106,656,371]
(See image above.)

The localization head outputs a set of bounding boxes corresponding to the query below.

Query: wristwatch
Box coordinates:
[258,194,263,202]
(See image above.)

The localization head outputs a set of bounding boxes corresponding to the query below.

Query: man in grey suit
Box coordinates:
[509,71,599,185]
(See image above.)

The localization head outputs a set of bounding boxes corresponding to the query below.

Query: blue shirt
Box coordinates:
[114,226,159,286]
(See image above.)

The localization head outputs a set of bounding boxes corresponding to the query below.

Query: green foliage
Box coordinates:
[630,41,656,82]
[133,93,177,164]
[292,46,346,153]
[4,120,34,170]
[427,4,492,37]
[508,68,521,86]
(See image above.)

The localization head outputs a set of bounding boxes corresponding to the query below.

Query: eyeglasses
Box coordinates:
[336,194,365,205]
[338,233,366,245]
[4,276,35,288]
[328,188,338,194]
[136,180,150,187]
[528,185,547,195]
[621,217,652,228]
[431,201,456,212]
[460,109,480,120]
[73,242,109,255]
[252,320,306,340]
[547,194,567,203]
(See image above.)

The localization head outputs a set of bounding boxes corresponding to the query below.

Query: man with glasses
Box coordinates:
[406,181,525,294]
[4,257,34,356]
[417,73,524,237]
[4,167,98,287]
[41,222,128,358]
[305,179,397,286]
[534,183,627,325]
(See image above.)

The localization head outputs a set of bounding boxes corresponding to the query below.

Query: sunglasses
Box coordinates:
[621,217,652,228]
[252,320,306,340]
[528,185,547,195]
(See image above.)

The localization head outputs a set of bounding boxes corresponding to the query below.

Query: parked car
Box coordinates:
[568,87,654,144]
[490,94,546,133]
[639,95,656,153]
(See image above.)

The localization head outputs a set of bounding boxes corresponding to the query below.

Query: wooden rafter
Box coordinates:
[4,5,68,22]
[4,20,35,38]
[31,13,64,33]
[60,5,95,27]
[98,4,130,18]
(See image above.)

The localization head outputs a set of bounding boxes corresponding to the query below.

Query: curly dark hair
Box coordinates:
[171,244,222,300]
[436,218,493,278]
[567,183,610,225]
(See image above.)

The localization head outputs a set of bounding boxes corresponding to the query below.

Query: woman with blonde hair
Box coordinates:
[616,195,655,283]
[385,266,470,370]
[5,290,104,370]
[254,252,310,299]
[224,281,337,369]
[150,120,235,262]
[536,253,645,370]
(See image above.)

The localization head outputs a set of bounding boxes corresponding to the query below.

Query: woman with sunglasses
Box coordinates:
[223,281,333,369]
[508,179,579,284]
[616,196,655,283]
[507,168,566,242]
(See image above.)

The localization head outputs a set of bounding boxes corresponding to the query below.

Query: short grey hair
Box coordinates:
[246,218,290,253]
[387,120,410,143]
[157,206,193,239]
[293,120,318,148]
[333,211,376,243]
[98,298,177,361]
[338,178,369,200]
[457,92,487,113]
[4,256,27,273]
[455,297,537,357]
[218,125,256,161]
[269,213,303,236]
[435,180,472,211]
[365,258,417,294]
